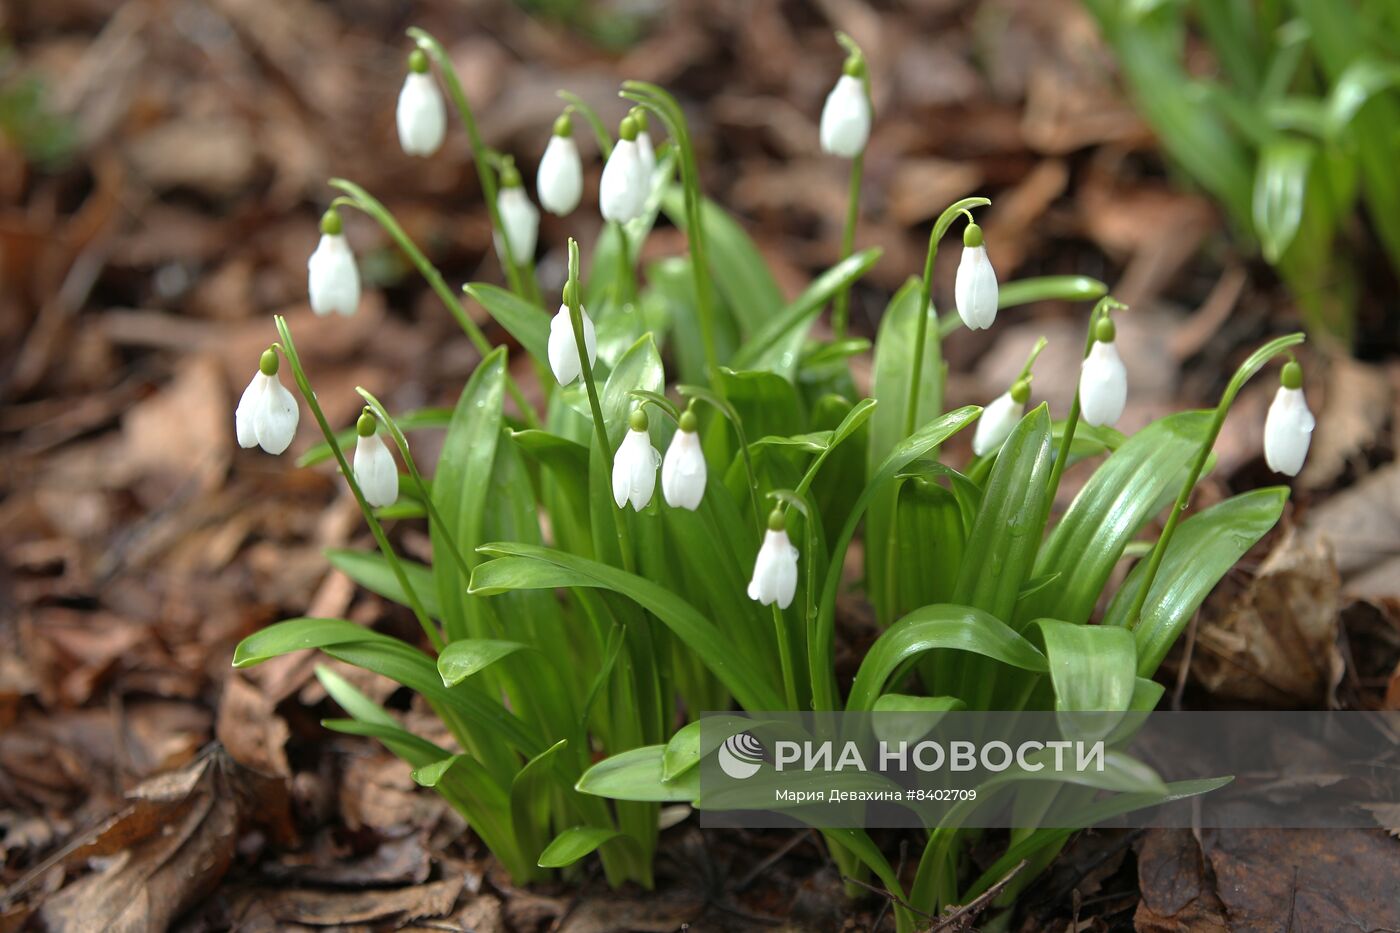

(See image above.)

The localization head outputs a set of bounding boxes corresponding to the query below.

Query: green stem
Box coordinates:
[407,28,534,302]
[1046,296,1126,504]
[327,182,539,429]
[621,82,719,379]
[566,239,636,573]
[1125,332,1306,629]
[771,603,799,709]
[904,197,991,438]
[557,91,614,157]
[831,153,864,339]
[675,383,764,536]
[613,221,634,306]
[273,317,443,652]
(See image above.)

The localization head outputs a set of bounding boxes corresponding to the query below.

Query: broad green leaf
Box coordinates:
[660,188,784,338]
[511,739,569,864]
[511,429,592,558]
[936,275,1109,339]
[1023,410,1212,627]
[463,283,550,368]
[811,405,983,710]
[1105,487,1287,676]
[713,367,804,443]
[233,616,393,667]
[408,752,528,880]
[589,334,664,564]
[847,604,1048,711]
[538,826,624,868]
[1254,137,1315,262]
[891,478,965,617]
[576,745,700,803]
[1032,619,1137,713]
[434,348,507,641]
[660,714,758,781]
[325,549,441,620]
[437,639,532,686]
[952,404,1055,624]
[732,248,883,376]
[322,718,447,766]
[872,694,965,746]
[587,152,677,310]
[470,544,786,712]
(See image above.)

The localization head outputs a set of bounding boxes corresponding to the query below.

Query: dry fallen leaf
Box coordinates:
[1133,830,1228,933]
[1298,357,1393,490]
[1304,461,1400,600]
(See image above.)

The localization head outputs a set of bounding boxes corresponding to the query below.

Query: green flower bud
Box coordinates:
[1010,379,1031,404]
[618,115,639,142]
[842,54,866,78]
[767,508,786,532]
[319,209,343,237]
[628,106,648,130]
[356,409,378,437]
[562,280,578,308]
[499,158,522,189]
[259,348,279,376]
[1095,317,1116,344]
[629,407,649,431]
[408,49,429,74]
[678,409,698,433]
[1281,360,1303,390]
[963,222,983,249]
[553,113,573,138]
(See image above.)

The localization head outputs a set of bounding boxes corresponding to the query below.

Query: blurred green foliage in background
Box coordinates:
[1083,0,1400,350]
[0,46,76,171]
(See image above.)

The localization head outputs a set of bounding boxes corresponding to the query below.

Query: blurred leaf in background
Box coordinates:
[0,45,77,171]
[1083,0,1400,350]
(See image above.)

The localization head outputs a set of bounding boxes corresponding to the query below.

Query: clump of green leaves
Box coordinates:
[1083,0,1400,347]
[232,27,1308,931]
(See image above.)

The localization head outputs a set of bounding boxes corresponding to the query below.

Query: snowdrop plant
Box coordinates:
[307,209,361,317]
[1078,315,1128,427]
[234,26,1317,933]
[494,158,540,267]
[537,114,583,217]
[1263,359,1314,476]
[235,349,299,455]
[396,49,446,157]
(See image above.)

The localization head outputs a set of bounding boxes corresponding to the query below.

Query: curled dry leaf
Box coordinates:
[1304,461,1400,600]
[1192,528,1343,706]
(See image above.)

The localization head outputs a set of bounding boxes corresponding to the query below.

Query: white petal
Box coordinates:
[661,429,707,510]
[954,245,998,330]
[600,139,648,223]
[307,234,361,317]
[547,304,596,386]
[972,392,1023,456]
[254,373,299,455]
[235,372,265,448]
[1264,386,1315,476]
[496,188,540,264]
[819,75,871,158]
[538,134,583,216]
[396,72,447,157]
[354,433,399,507]
[612,428,658,510]
[1078,340,1128,427]
[748,528,799,608]
[636,130,657,179]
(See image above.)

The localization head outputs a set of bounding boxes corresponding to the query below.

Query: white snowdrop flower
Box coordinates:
[600,116,648,224]
[972,382,1028,456]
[235,349,299,455]
[494,162,539,265]
[661,410,706,510]
[307,210,361,317]
[353,411,399,508]
[547,297,596,386]
[1264,361,1315,476]
[537,115,583,217]
[954,223,998,331]
[819,62,871,159]
[747,511,799,610]
[612,409,661,511]
[1079,319,1128,428]
[396,50,446,157]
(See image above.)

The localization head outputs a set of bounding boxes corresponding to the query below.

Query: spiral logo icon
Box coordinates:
[717,731,765,780]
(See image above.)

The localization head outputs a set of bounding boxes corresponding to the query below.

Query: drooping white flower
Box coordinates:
[748,513,799,610]
[972,385,1027,456]
[600,117,648,224]
[547,301,596,386]
[612,409,660,511]
[353,412,399,508]
[661,412,706,510]
[636,130,656,179]
[1264,362,1314,476]
[537,117,583,217]
[307,210,361,317]
[495,168,539,265]
[235,350,299,455]
[396,51,446,157]
[1079,321,1128,428]
[954,223,998,331]
[819,71,871,158]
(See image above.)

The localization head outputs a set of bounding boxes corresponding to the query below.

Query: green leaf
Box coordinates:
[952,404,1055,624]
[463,283,551,368]
[510,429,592,558]
[713,367,804,443]
[847,604,1048,711]
[576,745,700,802]
[437,639,532,686]
[1023,410,1213,627]
[1105,487,1287,676]
[660,714,759,781]
[872,694,965,745]
[936,276,1109,339]
[732,248,883,376]
[325,549,441,620]
[470,543,786,712]
[538,826,624,868]
[811,406,983,710]
[1033,619,1137,712]
[434,348,508,641]
[511,739,569,864]
[233,617,392,667]
[1254,137,1315,263]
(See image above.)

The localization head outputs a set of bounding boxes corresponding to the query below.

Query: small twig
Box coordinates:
[840,875,938,923]
[735,830,813,891]
[928,859,1028,932]
[1172,609,1201,711]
